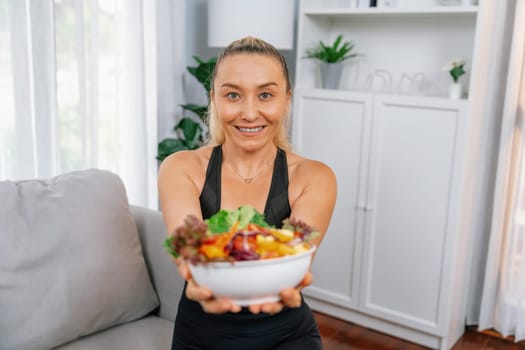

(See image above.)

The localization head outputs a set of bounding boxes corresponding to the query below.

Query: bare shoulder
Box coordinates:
[158,146,214,188]
[286,150,336,185]
[159,146,212,170]
[158,146,215,230]
[286,150,337,241]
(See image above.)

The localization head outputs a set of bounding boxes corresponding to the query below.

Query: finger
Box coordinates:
[185,278,213,301]
[178,262,192,281]
[248,303,262,314]
[248,301,283,315]
[298,271,313,288]
[201,298,242,314]
[280,288,302,308]
[261,301,284,314]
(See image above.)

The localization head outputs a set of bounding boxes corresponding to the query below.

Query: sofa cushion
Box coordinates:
[0,169,159,350]
[53,316,173,350]
[130,205,185,321]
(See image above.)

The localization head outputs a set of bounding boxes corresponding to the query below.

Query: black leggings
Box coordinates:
[171,288,322,350]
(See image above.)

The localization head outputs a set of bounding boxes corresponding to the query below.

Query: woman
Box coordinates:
[158,37,337,350]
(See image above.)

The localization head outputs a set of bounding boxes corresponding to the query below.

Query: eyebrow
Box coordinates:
[220,82,279,89]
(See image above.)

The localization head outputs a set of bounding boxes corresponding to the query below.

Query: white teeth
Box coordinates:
[238,127,263,133]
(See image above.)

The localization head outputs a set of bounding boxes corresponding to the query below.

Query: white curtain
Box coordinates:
[478,0,525,341]
[0,0,162,209]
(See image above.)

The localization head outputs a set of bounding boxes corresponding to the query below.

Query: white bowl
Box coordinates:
[188,246,316,306]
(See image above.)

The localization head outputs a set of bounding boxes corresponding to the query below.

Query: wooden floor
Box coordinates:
[313,311,525,350]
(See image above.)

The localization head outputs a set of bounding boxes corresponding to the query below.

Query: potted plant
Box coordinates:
[157,56,217,161]
[442,59,466,99]
[304,34,361,89]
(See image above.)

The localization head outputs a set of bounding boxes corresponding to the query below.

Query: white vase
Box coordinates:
[449,82,463,99]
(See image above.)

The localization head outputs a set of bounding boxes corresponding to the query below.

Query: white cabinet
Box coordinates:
[292,1,479,348]
[293,90,470,349]
[292,89,373,309]
[360,94,468,332]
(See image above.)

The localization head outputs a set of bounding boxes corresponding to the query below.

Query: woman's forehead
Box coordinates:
[214,54,285,85]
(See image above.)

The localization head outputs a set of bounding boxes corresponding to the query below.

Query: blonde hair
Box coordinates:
[206,36,292,150]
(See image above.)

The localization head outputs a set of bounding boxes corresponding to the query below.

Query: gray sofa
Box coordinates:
[0,169,185,350]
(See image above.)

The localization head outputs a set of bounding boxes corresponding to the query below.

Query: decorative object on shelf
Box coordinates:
[443,59,466,99]
[157,56,216,161]
[438,0,462,6]
[304,34,362,89]
[332,0,358,7]
[398,72,427,95]
[319,63,343,89]
[377,0,399,7]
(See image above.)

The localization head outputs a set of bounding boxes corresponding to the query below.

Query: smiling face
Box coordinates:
[211,53,291,153]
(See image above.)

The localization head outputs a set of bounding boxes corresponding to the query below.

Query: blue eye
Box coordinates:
[226,92,240,100]
[260,92,272,100]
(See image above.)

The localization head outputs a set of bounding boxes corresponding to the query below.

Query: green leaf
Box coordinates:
[157,138,189,161]
[156,117,204,161]
[187,56,217,94]
[205,210,233,234]
[156,56,216,162]
[204,205,270,233]
[163,235,179,258]
[332,34,343,51]
[450,65,466,83]
[180,103,208,122]
[175,117,202,149]
[304,34,362,64]
[237,205,256,229]
[248,209,270,228]
[234,205,270,229]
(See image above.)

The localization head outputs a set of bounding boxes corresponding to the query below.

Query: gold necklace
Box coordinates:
[225,161,270,184]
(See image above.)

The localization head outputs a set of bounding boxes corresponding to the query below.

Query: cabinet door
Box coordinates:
[292,89,373,308]
[360,94,468,334]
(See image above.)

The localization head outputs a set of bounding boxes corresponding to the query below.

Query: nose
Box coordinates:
[240,97,259,121]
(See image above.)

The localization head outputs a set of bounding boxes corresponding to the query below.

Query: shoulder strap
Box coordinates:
[199,146,222,219]
[263,148,291,227]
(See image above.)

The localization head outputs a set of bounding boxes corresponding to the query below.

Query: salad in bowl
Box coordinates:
[163,205,319,305]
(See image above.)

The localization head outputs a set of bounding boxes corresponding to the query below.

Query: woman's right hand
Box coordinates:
[177,260,242,314]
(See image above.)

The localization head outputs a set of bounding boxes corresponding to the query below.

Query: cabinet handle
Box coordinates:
[356,203,374,211]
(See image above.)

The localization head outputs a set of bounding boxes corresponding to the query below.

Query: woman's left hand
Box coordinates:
[248,271,313,314]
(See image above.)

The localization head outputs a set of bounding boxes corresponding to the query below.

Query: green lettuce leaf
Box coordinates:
[205,210,232,234]
[205,205,270,234]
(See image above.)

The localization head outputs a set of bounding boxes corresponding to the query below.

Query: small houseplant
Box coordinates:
[304,34,361,89]
[442,59,466,99]
[157,56,217,161]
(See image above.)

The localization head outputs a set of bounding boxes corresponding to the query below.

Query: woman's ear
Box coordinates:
[283,91,292,118]
[286,89,292,111]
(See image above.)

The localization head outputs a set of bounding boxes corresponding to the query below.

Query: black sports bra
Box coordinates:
[199,145,291,226]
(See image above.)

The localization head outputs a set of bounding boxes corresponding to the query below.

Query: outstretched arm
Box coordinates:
[249,159,337,314]
[158,150,242,314]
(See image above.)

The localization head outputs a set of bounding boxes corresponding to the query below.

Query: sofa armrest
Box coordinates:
[130,205,184,322]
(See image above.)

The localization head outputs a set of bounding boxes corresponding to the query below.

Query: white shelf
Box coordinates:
[296,88,470,103]
[303,6,478,17]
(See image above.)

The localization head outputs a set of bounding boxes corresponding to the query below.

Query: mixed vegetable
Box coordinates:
[163,205,319,264]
